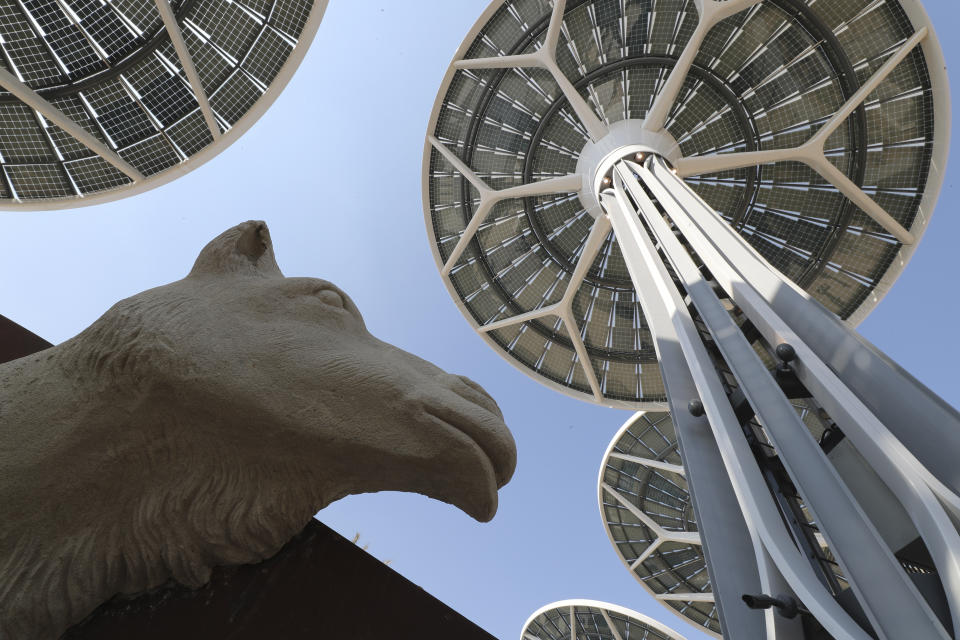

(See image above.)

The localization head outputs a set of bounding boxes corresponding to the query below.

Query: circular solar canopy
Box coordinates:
[598,412,718,637]
[0,0,326,208]
[522,600,688,640]
[423,0,947,409]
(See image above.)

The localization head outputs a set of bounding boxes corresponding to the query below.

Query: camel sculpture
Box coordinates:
[0,221,517,639]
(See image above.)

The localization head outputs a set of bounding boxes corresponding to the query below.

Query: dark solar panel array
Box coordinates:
[0,0,317,203]
[524,602,678,640]
[427,0,938,406]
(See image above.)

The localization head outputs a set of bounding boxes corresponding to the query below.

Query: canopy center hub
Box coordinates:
[575,119,682,218]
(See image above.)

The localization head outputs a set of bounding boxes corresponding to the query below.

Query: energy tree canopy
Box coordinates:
[0,0,327,208]
[423,0,948,409]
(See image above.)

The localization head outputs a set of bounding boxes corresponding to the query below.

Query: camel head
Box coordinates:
[86,220,516,523]
[0,221,516,639]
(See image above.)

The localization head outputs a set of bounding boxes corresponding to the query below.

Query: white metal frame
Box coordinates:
[427,2,958,638]
[0,67,144,182]
[153,0,221,142]
[521,599,690,640]
[674,27,929,246]
[0,0,329,210]
[422,0,951,410]
[602,182,875,640]
[610,157,956,639]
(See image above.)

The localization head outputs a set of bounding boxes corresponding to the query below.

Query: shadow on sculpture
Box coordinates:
[0,221,516,640]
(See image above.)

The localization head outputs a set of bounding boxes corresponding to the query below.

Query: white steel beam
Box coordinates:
[603,483,701,545]
[812,29,930,146]
[0,67,144,182]
[606,337,767,636]
[477,213,610,334]
[560,305,604,401]
[454,0,608,141]
[650,158,960,504]
[643,0,764,133]
[472,213,611,402]
[630,539,662,569]
[609,452,685,476]
[429,136,583,276]
[674,28,929,245]
[478,303,561,334]
[602,185,872,640]
[656,592,715,603]
[621,160,951,640]
[647,156,960,637]
[154,0,221,141]
[599,609,624,640]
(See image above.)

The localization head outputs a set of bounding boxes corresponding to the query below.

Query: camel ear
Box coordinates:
[188,220,284,279]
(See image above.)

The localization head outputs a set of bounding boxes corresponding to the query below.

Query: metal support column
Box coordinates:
[601,156,960,640]
[603,187,868,640]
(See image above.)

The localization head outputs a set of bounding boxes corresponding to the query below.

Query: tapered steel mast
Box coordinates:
[424,0,955,638]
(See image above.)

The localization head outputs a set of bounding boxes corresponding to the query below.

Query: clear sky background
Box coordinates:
[2,2,959,639]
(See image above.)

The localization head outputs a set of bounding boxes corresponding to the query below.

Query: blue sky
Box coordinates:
[2,2,959,639]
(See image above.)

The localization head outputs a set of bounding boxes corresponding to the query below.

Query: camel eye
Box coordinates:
[316,289,345,309]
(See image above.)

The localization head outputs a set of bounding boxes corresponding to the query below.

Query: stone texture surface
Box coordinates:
[0,221,516,639]
[63,518,497,640]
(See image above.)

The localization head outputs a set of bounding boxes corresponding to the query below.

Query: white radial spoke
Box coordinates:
[609,452,686,475]
[453,52,541,70]
[496,174,584,199]
[565,214,612,295]
[543,0,566,52]
[557,216,612,401]
[643,19,710,133]
[810,158,915,245]
[154,0,220,140]
[428,134,488,193]
[604,483,701,545]
[0,67,144,182]
[439,173,583,275]
[604,483,665,535]
[630,539,662,569]
[478,303,561,334]
[644,0,764,133]
[813,28,928,146]
[656,593,715,603]
[672,150,915,244]
[544,57,608,141]
[430,136,583,275]
[454,0,608,141]
[562,307,603,401]
[671,27,929,245]
[477,216,609,401]
[599,609,625,640]
[675,148,796,177]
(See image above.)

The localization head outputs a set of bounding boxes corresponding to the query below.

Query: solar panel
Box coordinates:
[423,0,947,408]
[522,600,689,640]
[0,0,327,207]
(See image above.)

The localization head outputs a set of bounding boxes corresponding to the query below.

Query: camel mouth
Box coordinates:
[423,405,515,490]
[421,396,517,522]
